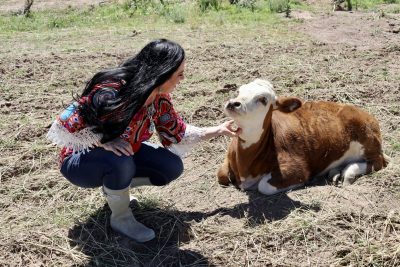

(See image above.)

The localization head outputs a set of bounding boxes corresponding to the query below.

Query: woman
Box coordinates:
[47,39,238,243]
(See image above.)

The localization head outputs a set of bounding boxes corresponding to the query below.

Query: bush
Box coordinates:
[198,0,221,12]
[268,0,290,13]
[161,4,187,23]
[122,0,161,15]
[230,0,257,11]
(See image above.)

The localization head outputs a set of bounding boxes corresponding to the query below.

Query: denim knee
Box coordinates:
[103,153,136,190]
[149,155,184,186]
[60,158,101,188]
[168,155,184,182]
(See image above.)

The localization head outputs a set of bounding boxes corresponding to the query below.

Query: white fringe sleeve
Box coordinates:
[46,120,102,153]
[167,124,206,158]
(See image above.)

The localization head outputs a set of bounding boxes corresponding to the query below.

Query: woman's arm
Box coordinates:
[166,121,240,158]
[47,81,123,153]
[46,102,102,153]
[195,120,239,140]
[154,94,240,157]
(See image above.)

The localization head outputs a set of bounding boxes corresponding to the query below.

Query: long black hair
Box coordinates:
[79,39,185,143]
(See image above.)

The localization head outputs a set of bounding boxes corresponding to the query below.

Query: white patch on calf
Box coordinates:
[258,173,304,195]
[257,174,278,195]
[342,162,368,185]
[320,141,365,176]
[230,79,277,149]
[239,112,269,149]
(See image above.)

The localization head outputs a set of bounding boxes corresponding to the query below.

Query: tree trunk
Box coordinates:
[23,0,34,16]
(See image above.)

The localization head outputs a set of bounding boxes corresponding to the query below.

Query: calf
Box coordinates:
[217,79,388,195]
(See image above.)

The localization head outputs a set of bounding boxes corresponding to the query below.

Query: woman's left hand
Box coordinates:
[217,120,241,137]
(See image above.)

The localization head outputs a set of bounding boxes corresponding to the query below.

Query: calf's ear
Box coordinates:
[275,97,302,113]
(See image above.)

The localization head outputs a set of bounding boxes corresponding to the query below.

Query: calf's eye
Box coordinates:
[257,97,267,105]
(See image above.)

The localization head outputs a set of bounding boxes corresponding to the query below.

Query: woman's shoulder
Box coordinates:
[156,93,173,102]
[154,93,174,110]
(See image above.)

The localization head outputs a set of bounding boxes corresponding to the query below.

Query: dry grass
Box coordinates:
[1,1,400,266]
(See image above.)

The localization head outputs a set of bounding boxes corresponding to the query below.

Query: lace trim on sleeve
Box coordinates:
[179,124,206,145]
[46,120,102,153]
[167,124,206,158]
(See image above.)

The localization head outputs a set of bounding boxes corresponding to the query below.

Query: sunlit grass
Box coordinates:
[0,1,305,33]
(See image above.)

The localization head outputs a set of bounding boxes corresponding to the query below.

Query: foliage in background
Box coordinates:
[1,0,399,32]
[229,0,257,11]
[268,0,290,13]
[198,0,221,12]
[0,0,267,32]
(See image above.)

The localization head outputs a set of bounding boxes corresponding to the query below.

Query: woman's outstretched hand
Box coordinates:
[98,138,134,156]
[217,120,241,137]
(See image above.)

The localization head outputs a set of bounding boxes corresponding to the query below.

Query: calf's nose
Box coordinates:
[226,100,242,110]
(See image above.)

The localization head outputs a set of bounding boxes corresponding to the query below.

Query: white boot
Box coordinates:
[103,186,155,242]
[130,177,152,188]
[129,177,152,204]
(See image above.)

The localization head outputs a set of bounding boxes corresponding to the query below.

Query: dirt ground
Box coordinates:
[1,1,400,266]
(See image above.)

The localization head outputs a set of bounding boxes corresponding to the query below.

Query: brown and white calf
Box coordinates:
[217,79,388,195]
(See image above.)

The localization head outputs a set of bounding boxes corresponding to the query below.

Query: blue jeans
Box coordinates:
[60,142,184,190]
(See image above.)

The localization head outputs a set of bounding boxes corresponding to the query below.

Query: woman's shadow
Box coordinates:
[68,189,320,267]
[68,201,212,267]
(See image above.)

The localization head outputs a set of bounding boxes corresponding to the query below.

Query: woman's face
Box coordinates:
[160,60,185,94]
[144,61,185,106]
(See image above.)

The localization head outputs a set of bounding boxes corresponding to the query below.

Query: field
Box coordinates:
[1,0,400,266]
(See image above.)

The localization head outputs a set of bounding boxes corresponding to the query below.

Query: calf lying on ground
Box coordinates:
[217,79,388,195]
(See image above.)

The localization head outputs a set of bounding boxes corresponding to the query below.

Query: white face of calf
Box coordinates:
[225,79,277,149]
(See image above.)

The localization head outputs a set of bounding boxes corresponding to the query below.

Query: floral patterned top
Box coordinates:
[47,80,204,165]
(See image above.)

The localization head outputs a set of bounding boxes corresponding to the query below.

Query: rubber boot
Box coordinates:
[129,177,152,204]
[103,186,155,242]
[130,177,152,188]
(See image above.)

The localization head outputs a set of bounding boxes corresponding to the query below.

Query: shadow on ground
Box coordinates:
[68,191,319,266]
[206,189,321,226]
[68,203,213,267]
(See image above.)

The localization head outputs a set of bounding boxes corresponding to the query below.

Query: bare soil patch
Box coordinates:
[298,10,400,50]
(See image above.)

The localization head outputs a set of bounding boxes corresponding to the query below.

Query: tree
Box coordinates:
[23,0,34,17]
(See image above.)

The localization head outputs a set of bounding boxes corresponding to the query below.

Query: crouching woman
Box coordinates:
[47,39,237,242]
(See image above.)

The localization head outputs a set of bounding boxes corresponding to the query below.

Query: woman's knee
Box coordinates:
[170,155,184,180]
[133,144,184,186]
[60,149,136,190]
[106,153,136,177]
[155,155,184,185]
[103,154,136,189]
[160,148,184,179]
[60,155,103,188]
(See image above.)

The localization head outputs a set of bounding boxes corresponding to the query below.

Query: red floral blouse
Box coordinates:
[47,80,187,165]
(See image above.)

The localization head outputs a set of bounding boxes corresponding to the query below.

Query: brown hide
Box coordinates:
[218,97,301,187]
[225,107,278,187]
[217,99,387,189]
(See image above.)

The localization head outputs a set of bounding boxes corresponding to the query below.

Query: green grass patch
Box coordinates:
[0,1,304,33]
[0,138,18,150]
[0,5,137,32]
[390,140,400,152]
